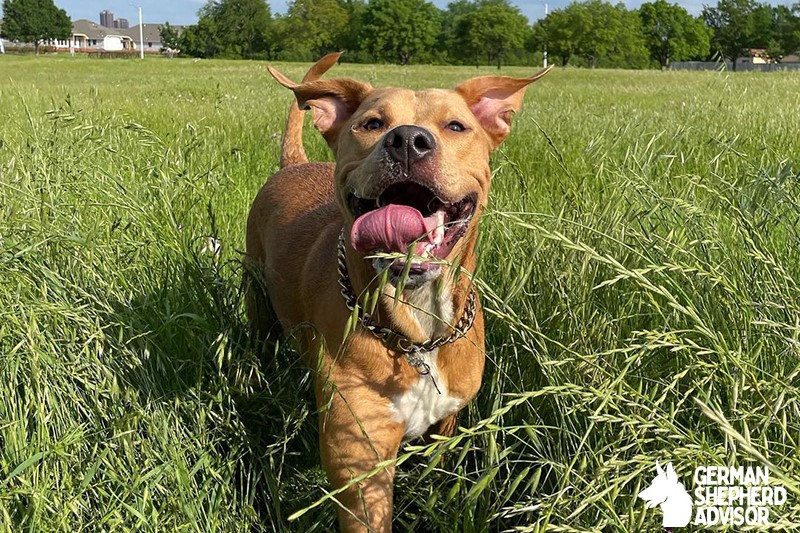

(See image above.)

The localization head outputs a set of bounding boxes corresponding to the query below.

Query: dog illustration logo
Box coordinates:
[638,461,693,528]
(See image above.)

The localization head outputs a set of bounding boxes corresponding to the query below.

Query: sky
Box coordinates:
[51,0,774,27]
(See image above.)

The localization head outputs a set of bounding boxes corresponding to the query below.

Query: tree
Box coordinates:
[1,0,71,54]
[453,0,530,68]
[178,16,221,57]
[159,21,180,51]
[335,0,367,58]
[638,0,710,68]
[750,2,777,49]
[359,0,441,64]
[213,0,271,58]
[279,0,350,60]
[576,1,649,68]
[441,0,479,64]
[783,3,800,54]
[532,7,580,66]
[532,1,649,68]
[179,0,271,59]
[534,1,648,69]
[613,7,652,68]
[767,4,800,60]
[702,0,760,69]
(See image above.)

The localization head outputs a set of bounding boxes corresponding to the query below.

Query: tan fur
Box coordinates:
[278,52,343,167]
[246,56,551,532]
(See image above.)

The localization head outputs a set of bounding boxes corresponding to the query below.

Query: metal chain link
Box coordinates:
[336,231,477,373]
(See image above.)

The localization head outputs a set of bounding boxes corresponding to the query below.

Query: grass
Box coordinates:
[1,54,799,531]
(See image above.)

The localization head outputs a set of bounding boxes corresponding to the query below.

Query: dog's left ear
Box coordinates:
[456,65,553,150]
[269,67,372,147]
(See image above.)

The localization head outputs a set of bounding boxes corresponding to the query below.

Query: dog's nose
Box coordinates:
[383,126,436,166]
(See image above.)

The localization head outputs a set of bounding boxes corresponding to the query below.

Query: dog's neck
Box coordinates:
[384,279,455,340]
[345,228,479,345]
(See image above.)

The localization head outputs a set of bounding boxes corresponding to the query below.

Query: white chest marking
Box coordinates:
[390,350,462,440]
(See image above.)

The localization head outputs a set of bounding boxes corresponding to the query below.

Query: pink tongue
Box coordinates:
[351,204,437,254]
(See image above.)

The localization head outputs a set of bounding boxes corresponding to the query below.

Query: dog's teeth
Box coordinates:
[432,211,445,245]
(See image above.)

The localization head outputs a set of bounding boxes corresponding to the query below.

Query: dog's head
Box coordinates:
[270,62,552,287]
[638,462,685,509]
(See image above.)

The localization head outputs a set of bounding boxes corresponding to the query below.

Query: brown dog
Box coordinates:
[246,54,551,531]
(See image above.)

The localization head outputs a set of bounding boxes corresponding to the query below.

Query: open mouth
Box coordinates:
[348,182,476,272]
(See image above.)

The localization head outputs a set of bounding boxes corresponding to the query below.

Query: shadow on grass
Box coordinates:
[104,245,335,531]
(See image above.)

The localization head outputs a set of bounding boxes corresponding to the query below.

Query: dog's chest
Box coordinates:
[390,350,462,440]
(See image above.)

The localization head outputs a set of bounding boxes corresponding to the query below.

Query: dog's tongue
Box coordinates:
[351,204,439,254]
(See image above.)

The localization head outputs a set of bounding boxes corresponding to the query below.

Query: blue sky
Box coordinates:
[51,0,764,26]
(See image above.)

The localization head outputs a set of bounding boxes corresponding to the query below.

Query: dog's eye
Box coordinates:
[446,121,466,132]
[363,118,384,131]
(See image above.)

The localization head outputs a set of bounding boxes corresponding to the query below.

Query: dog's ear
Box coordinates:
[268,66,372,147]
[455,65,553,149]
[665,462,677,482]
[655,461,664,475]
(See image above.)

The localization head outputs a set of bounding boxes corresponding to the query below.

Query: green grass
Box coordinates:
[1,54,800,531]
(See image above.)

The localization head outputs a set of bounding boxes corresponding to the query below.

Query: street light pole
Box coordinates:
[543,3,548,68]
[137,6,144,59]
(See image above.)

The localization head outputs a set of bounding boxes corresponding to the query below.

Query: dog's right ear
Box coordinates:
[268,65,372,147]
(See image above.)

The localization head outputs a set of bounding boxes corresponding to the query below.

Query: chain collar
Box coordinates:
[336,231,478,375]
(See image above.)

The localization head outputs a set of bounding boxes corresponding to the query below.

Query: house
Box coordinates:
[736,48,771,68]
[781,53,800,64]
[128,23,185,52]
[70,19,135,51]
[45,19,184,53]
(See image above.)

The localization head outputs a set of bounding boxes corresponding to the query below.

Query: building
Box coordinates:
[101,10,130,30]
[735,48,771,68]
[3,18,184,54]
[46,19,185,53]
[780,53,800,64]
[129,23,184,52]
[100,10,114,28]
[71,19,134,51]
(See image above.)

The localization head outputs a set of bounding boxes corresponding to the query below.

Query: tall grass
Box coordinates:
[1,56,799,531]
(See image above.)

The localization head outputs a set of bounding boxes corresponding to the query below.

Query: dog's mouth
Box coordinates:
[348,182,476,274]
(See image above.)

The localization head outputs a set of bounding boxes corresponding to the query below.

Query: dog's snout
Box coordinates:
[384,126,436,166]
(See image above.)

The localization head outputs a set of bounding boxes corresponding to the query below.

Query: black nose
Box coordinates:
[383,125,436,166]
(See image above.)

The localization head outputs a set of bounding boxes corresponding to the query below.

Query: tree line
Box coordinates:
[175,0,800,69]
[2,0,799,68]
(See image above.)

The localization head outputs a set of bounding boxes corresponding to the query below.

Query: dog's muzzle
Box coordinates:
[347,180,476,274]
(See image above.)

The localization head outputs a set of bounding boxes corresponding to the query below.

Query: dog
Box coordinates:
[638,461,693,528]
[245,53,551,531]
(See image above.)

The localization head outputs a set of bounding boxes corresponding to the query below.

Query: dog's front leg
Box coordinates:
[317,375,405,533]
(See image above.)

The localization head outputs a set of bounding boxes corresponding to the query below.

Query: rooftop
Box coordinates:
[71,19,185,43]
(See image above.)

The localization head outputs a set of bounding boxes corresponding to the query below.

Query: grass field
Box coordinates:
[1,55,800,531]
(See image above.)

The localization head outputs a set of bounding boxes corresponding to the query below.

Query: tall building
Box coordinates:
[115,19,130,29]
[100,10,114,28]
